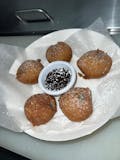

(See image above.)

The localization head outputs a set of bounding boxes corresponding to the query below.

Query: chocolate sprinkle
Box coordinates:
[44,68,71,91]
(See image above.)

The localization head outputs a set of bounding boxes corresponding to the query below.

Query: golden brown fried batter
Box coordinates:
[59,87,93,122]
[46,42,72,62]
[24,94,57,126]
[77,49,112,79]
[16,59,44,84]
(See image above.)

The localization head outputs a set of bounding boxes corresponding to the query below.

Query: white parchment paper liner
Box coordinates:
[0,18,120,141]
[0,44,31,132]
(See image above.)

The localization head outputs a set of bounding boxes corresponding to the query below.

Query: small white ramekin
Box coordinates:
[38,61,76,96]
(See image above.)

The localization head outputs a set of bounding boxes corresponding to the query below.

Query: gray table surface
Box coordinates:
[0,35,120,160]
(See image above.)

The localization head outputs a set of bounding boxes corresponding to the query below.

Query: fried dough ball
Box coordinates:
[24,94,57,126]
[46,42,72,62]
[59,87,93,122]
[77,49,112,79]
[16,59,44,84]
